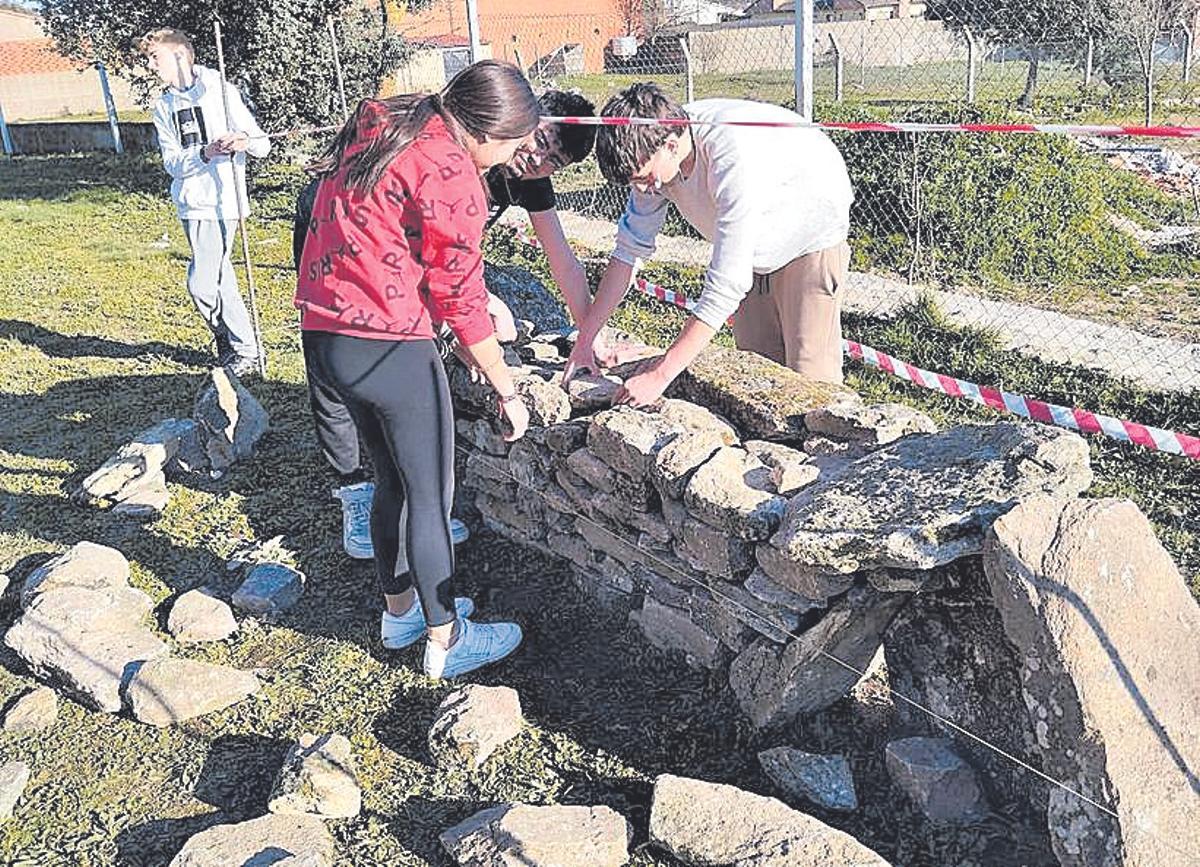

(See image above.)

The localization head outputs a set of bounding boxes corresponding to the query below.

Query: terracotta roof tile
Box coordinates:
[0,39,84,77]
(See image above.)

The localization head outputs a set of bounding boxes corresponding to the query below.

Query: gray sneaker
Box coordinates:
[333,482,374,560]
[381,597,476,650]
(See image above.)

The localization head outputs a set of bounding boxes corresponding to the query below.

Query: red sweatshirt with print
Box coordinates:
[294,109,491,346]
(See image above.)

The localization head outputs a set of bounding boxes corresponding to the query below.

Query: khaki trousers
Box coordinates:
[731,241,850,385]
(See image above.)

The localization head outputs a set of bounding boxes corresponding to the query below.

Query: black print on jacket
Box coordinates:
[174,105,208,149]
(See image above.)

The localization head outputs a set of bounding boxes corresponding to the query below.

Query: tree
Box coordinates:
[1105,0,1196,124]
[38,0,412,155]
[925,0,1096,110]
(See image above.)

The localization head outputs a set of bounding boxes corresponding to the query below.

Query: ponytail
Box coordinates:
[307,61,539,194]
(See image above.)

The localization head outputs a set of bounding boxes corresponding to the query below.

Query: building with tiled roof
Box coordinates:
[0,5,138,121]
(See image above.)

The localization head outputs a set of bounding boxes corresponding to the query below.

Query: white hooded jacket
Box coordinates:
[151,64,270,221]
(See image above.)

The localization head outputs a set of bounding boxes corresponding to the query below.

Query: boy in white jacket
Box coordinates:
[141,28,269,375]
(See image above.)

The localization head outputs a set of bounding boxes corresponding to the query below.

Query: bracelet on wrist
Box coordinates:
[497,391,521,404]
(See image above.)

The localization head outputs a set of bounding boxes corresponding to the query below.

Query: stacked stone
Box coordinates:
[73,367,269,517]
[457,338,894,672]
[453,331,1101,733]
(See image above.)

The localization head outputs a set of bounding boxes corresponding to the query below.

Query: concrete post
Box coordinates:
[794,0,814,120]
[95,61,124,154]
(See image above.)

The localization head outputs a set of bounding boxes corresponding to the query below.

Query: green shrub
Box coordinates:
[824,102,1191,288]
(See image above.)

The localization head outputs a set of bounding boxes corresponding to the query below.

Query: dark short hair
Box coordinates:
[538,90,596,165]
[595,83,687,185]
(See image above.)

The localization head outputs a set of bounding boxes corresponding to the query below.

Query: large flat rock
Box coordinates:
[984,496,1200,867]
[4,586,167,713]
[441,803,630,867]
[125,657,260,726]
[168,813,334,866]
[764,422,1092,580]
[649,773,889,865]
[667,345,853,441]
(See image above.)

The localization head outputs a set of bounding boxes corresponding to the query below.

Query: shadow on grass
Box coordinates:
[0,319,212,368]
[114,812,228,867]
[193,732,293,816]
[0,153,167,202]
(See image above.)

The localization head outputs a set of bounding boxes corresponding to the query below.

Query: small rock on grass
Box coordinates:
[0,761,31,820]
[231,563,304,620]
[2,686,58,734]
[428,685,524,769]
[885,737,989,824]
[268,733,361,819]
[758,747,859,812]
[167,588,238,643]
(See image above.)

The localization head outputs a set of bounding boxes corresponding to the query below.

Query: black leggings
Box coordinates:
[302,330,458,627]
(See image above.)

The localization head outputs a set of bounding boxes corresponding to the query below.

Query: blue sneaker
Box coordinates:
[334,483,470,560]
[381,597,476,650]
[332,482,375,560]
[423,617,523,680]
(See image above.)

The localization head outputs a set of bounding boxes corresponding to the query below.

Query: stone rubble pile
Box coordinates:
[3,541,261,724]
[73,367,269,518]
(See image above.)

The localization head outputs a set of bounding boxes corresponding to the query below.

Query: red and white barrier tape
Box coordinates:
[844,341,1200,459]
[544,115,1200,140]
[250,116,1200,144]
[510,223,1200,460]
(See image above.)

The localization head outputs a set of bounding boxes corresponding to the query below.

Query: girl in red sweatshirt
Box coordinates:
[295,61,537,680]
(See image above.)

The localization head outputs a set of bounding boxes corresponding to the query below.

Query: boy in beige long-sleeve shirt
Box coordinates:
[564,83,853,405]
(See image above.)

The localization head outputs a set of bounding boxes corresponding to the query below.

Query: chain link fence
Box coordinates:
[456,2,1200,401]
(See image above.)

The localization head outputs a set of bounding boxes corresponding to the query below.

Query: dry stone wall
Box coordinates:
[450,325,1094,729]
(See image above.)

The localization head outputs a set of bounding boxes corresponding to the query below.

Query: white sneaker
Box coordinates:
[332,481,374,560]
[381,597,475,650]
[423,617,523,680]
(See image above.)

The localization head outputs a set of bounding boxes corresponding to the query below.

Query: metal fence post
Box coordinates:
[829,33,843,103]
[964,27,977,103]
[794,0,813,120]
[679,34,695,103]
[466,0,483,65]
[94,61,124,154]
[326,16,349,120]
[0,99,13,157]
[1184,9,1198,86]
